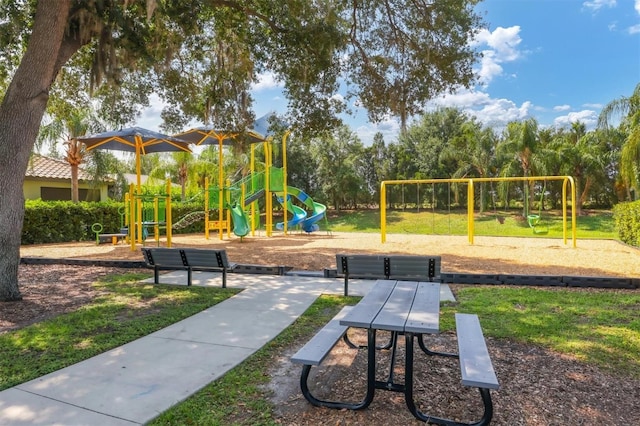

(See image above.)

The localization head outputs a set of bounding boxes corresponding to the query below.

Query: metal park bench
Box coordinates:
[335,254,441,296]
[141,247,236,288]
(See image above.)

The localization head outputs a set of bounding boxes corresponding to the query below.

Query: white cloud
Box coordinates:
[582,0,617,13]
[354,116,401,145]
[472,26,523,84]
[635,0,640,14]
[553,109,598,128]
[251,72,283,91]
[554,105,571,112]
[431,88,532,128]
[628,24,640,34]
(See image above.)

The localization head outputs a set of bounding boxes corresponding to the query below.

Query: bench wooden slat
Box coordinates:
[405,282,440,334]
[143,248,186,268]
[336,254,442,296]
[388,256,441,282]
[337,254,388,277]
[455,313,499,389]
[181,248,233,269]
[340,280,396,328]
[291,306,354,366]
[371,281,417,332]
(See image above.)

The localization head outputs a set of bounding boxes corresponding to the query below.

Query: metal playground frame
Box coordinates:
[380,176,577,247]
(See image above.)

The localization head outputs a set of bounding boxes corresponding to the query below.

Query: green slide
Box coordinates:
[230,204,250,237]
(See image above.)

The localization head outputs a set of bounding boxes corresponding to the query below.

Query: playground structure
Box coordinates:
[109,120,328,250]
[202,127,327,240]
[380,176,577,247]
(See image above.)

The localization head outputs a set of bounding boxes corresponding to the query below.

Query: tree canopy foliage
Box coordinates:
[0,0,484,300]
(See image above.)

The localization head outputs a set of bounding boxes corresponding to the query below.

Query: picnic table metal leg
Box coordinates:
[404,333,494,426]
[417,334,459,358]
[343,329,394,350]
[298,330,375,410]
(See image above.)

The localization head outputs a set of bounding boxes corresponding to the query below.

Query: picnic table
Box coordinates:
[292,280,499,425]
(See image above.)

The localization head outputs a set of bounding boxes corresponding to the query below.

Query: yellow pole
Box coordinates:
[265,142,272,236]
[380,182,387,243]
[250,144,256,236]
[218,135,224,240]
[226,178,231,238]
[136,189,143,244]
[166,179,172,247]
[129,184,136,251]
[468,181,475,244]
[204,178,210,240]
[282,131,290,235]
[154,196,159,244]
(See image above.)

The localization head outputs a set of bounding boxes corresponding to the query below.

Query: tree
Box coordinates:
[496,118,544,216]
[598,83,640,197]
[346,0,483,132]
[552,122,605,215]
[0,1,486,301]
[440,122,498,212]
[38,109,102,202]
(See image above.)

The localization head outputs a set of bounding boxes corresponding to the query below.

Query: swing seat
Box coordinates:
[527,214,540,227]
[527,214,548,234]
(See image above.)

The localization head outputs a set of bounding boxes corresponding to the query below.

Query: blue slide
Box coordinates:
[275,193,307,230]
[277,186,326,233]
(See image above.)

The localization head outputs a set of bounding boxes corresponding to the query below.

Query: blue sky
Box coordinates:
[140,0,640,145]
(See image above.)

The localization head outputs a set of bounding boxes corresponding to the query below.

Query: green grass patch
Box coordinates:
[0,272,239,391]
[326,209,617,239]
[441,287,640,377]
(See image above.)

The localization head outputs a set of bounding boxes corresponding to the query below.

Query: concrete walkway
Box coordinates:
[0,272,454,426]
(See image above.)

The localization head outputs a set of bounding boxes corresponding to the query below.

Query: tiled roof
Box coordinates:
[25,155,95,182]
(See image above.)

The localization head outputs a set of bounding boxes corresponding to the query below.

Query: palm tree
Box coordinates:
[496,118,542,216]
[552,123,605,215]
[440,123,498,212]
[598,83,640,197]
[38,109,101,202]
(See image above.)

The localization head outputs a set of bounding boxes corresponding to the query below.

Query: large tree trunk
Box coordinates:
[0,2,74,301]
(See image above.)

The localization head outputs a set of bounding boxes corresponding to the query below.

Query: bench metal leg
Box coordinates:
[299,332,375,410]
[154,267,160,284]
[187,268,192,286]
[405,333,494,425]
[222,269,227,289]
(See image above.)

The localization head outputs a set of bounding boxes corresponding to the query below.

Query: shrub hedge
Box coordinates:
[22,200,207,244]
[613,200,640,247]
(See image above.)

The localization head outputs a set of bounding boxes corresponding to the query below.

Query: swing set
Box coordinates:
[380,175,577,246]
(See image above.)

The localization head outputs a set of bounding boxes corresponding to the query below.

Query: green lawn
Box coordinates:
[325,208,617,239]
[0,272,238,391]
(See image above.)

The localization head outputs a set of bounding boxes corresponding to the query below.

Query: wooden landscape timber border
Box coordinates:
[18,257,640,289]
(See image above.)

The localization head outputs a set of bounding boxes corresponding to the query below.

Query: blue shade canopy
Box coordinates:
[78,127,191,154]
[249,112,289,141]
[77,127,192,191]
[173,127,237,146]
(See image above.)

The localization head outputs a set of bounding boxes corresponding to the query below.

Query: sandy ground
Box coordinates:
[20,231,640,278]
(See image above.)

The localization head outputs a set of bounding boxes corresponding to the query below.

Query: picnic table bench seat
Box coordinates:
[336,254,441,296]
[141,247,236,288]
